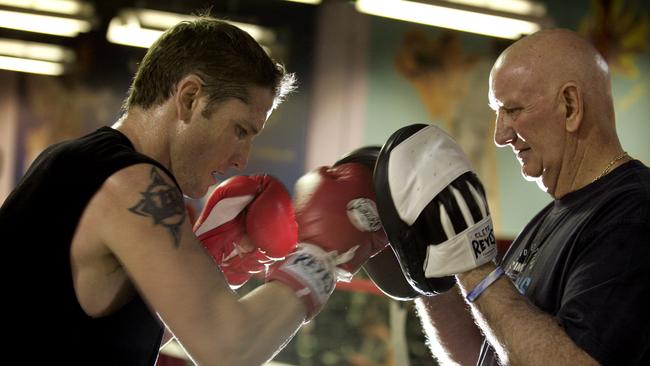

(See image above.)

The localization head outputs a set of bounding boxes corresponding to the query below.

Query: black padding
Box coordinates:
[333,146,381,171]
[437,188,468,235]
[453,174,488,223]
[436,172,489,236]
[374,123,494,296]
[374,124,456,296]
[362,246,420,301]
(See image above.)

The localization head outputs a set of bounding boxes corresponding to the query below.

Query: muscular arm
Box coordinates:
[87,165,306,366]
[456,263,598,366]
[415,287,483,366]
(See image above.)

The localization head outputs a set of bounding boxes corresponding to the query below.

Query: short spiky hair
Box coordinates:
[124,17,296,113]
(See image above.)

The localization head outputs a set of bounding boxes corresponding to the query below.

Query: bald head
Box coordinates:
[498,29,609,87]
[492,28,614,126]
[489,28,625,198]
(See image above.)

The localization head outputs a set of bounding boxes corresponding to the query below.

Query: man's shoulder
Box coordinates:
[618,160,650,187]
[103,163,176,192]
[610,161,650,209]
[37,127,127,164]
[572,162,650,242]
[585,160,650,214]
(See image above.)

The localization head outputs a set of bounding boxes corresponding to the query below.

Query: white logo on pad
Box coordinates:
[423,216,496,278]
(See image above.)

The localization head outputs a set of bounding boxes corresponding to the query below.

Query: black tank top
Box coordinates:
[0,127,175,365]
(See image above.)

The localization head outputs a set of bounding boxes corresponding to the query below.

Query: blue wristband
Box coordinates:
[466,266,504,302]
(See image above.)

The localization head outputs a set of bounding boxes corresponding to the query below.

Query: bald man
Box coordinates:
[413,29,650,366]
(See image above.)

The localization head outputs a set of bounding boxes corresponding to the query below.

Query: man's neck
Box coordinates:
[551,142,626,199]
[112,106,172,170]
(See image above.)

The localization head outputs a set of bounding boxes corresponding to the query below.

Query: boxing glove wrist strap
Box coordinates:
[266,243,336,322]
[465,265,504,302]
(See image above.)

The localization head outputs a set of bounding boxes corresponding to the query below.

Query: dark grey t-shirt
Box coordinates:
[479,160,650,366]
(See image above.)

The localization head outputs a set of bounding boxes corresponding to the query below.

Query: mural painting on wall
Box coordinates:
[22,76,123,171]
[580,0,649,78]
[395,30,502,233]
[580,0,649,115]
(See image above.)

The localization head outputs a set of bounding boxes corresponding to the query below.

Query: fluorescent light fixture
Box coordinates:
[282,0,322,4]
[0,0,93,16]
[107,8,276,49]
[444,0,546,17]
[106,10,163,49]
[0,9,91,36]
[356,0,546,39]
[0,38,74,75]
[0,55,65,75]
[0,38,74,62]
[0,0,94,37]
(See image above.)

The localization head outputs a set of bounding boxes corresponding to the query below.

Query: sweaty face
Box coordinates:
[489,61,566,194]
[173,86,275,199]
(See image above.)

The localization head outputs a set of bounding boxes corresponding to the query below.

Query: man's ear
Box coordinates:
[175,74,204,123]
[560,81,583,133]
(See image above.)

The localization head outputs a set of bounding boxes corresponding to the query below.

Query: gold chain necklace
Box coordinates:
[593,151,629,182]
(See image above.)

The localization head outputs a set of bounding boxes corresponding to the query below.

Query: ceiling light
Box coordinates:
[282,0,322,4]
[444,0,546,17]
[107,8,276,49]
[0,0,94,37]
[106,10,163,49]
[0,10,91,36]
[0,38,74,75]
[356,0,549,40]
[0,0,93,16]
[0,38,74,62]
[0,55,65,75]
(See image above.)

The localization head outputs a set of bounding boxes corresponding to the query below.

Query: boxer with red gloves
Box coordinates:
[267,158,389,321]
[193,175,298,288]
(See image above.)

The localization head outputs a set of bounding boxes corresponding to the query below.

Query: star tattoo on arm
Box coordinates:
[129,167,186,248]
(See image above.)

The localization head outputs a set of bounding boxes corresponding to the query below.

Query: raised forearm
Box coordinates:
[237,281,307,365]
[457,264,598,366]
[415,287,483,366]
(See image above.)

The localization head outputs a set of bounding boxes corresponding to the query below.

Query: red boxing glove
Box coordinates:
[194,175,298,288]
[295,163,389,279]
[267,163,388,320]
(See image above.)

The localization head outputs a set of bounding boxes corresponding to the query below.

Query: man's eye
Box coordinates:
[235,125,247,139]
[506,107,522,114]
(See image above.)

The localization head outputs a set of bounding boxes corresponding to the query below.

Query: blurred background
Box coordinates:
[0,0,648,365]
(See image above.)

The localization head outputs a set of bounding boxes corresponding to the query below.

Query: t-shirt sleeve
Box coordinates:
[557,222,650,366]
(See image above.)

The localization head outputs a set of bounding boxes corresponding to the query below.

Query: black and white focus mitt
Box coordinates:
[373,124,496,296]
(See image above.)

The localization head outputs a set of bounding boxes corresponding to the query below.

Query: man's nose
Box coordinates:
[232,144,251,171]
[494,112,516,147]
